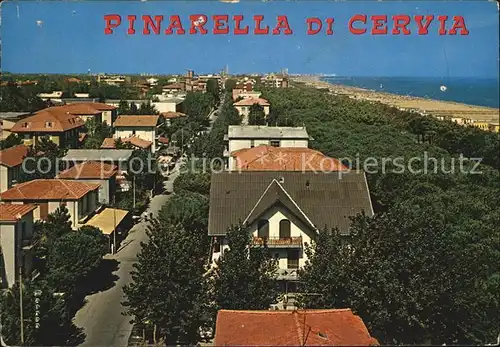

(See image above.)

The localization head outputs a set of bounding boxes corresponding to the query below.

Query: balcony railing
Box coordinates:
[251,236,303,248]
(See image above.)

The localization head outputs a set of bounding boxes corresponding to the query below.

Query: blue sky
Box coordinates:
[0,0,498,77]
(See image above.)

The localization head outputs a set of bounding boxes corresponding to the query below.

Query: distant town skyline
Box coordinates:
[1,1,498,78]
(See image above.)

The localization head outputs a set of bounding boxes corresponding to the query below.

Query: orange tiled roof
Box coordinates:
[234,97,270,107]
[57,161,118,179]
[114,115,160,127]
[160,111,187,119]
[158,136,169,144]
[232,146,348,171]
[10,108,85,133]
[0,145,29,168]
[215,309,379,346]
[66,77,81,83]
[0,204,37,222]
[53,104,102,115]
[123,136,152,149]
[0,179,100,200]
[70,102,116,111]
[101,138,116,149]
[101,136,152,149]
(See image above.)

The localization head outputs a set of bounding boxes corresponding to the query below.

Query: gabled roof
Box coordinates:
[100,138,116,149]
[214,309,379,346]
[0,179,100,201]
[0,204,37,222]
[0,145,29,168]
[208,171,373,236]
[10,108,85,133]
[233,97,270,107]
[243,179,316,231]
[232,146,348,171]
[100,137,152,149]
[57,161,118,179]
[122,136,152,149]
[114,115,160,127]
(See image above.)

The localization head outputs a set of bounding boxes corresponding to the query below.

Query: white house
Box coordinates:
[208,171,374,294]
[0,204,37,288]
[224,126,311,169]
[233,98,270,124]
[0,179,100,229]
[113,115,161,152]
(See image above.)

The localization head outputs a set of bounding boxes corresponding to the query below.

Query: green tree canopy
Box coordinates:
[122,221,210,345]
[248,103,266,125]
[46,231,107,295]
[0,133,23,149]
[211,224,279,311]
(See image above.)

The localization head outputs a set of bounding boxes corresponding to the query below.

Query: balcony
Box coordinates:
[251,236,303,248]
[276,268,299,281]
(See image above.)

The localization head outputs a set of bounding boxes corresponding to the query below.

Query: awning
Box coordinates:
[85,208,129,235]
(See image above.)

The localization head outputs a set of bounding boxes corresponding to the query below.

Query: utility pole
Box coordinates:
[19,266,24,344]
[113,195,117,255]
[133,176,136,209]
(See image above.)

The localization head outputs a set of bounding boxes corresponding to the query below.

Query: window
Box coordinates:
[45,121,52,128]
[279,219,291,239]
[21,221,27,240]
[287,250,299,269]
[250,140,255,148]
[22,122,29,128]
[257,219,269,239]
[132,130,136,135]
[270,140,280,147]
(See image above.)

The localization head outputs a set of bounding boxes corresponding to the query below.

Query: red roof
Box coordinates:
[0,179,100,201]
[57,161,118,179]
[66,77,81,83]
[101,138,116,149]
[100,136,152,149]
[114,115,160,127]
[71,102,116,111]
[158,136,169,144]
[0,204,37,222]
[123,136,152,149]
[215,309,379,346]
[234,97,270,107]
[0,145,29,168]
[47,104,102,116]
[232,146,349,171]
[11,108,85,133]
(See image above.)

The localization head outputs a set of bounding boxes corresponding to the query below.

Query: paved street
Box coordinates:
[73,162,183,347]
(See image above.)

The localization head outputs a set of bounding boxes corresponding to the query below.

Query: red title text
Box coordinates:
[104,14,469,36]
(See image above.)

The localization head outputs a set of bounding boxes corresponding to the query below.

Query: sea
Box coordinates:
[320,76,500,108]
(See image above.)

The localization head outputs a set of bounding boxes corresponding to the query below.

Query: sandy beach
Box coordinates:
[293,76,500,123]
